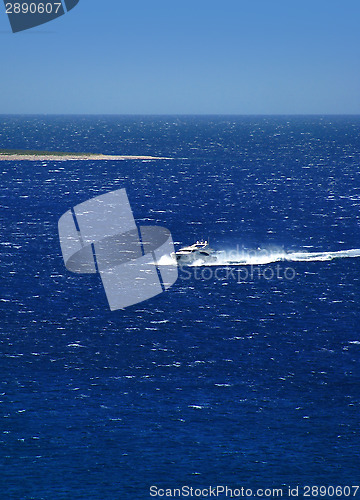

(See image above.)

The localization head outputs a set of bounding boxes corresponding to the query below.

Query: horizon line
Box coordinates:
[1,113,360,117]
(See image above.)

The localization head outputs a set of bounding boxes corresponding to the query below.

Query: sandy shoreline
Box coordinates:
[0,153,171,161]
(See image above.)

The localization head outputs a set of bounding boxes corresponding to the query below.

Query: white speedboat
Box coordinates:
[172,240,216,265]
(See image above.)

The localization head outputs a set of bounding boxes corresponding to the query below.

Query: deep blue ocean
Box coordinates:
[1,115,360,500]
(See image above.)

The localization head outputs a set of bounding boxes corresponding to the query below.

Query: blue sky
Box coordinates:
[0,0,359,114]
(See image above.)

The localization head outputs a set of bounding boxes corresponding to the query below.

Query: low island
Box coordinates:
[0,149,171,161]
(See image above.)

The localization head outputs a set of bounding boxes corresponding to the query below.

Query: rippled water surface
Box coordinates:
[1,115,360,499]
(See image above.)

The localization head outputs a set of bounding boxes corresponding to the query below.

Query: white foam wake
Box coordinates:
[206,248,360,266]
[205,248,360,266]
[157,248,360,267]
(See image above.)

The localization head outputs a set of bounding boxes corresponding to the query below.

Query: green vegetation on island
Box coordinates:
[0,149,95,157]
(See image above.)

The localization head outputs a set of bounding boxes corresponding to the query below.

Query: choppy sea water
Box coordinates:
[0,115,360,499]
